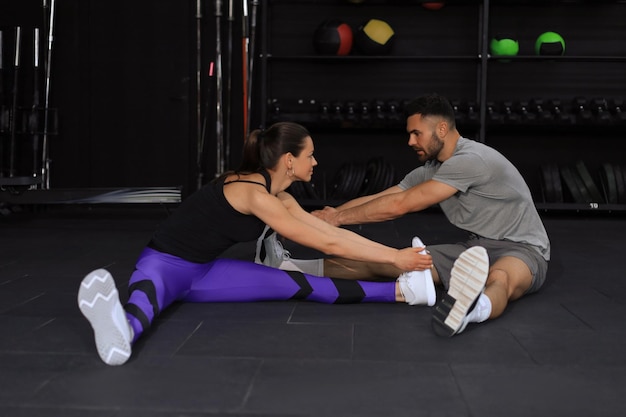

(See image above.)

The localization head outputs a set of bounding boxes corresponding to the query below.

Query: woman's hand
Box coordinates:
[394,247,433,272]
[310,206,341,226]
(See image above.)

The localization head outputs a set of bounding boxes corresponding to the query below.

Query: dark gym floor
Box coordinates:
[1,204,626,417]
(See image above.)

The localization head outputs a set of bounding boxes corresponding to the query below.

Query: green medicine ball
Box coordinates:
[535,31,565,56]
[489,36,519,56]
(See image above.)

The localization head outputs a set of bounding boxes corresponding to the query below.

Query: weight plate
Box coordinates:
[570,166,593,203]
[575,160,603,202]
[348,162,367,200]
[600,163,617,204]
[360,159,379,196]
[550,163,564,203]
[560,165,586,203]
[614,164,626,204]
[540,164,556,203]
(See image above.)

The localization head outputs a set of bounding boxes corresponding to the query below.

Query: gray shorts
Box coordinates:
[427,236,548,295]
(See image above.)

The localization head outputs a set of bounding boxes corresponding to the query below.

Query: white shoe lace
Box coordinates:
[273,238,291,261]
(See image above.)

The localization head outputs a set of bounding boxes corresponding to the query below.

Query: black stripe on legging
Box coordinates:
[286,270,313,299]
[125,303,150,332]
[331,278,365,304]
[128,279,159,317]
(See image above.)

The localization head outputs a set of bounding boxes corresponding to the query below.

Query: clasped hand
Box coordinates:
[395,247,433,272]
[311,206,340,226]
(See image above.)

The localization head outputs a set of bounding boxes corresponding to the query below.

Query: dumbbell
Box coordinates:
[486,101,502,124]
[450,99,467,124]
[591,97,612,124]
[501,101,521,123]
[331,101,344,123]
[530,98,554,123]
[344,101,358,126]
[372,100,386,126]
[515,100,537,123]
[546,98,572,124]
[319,101,331,123]
[386,100,401,125]
[466,101,479,124]
[268,99,281,118]
[608,98,626,123]
[359,100,372,126]
[572,96,594,123]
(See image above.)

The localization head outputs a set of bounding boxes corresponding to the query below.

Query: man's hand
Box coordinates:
[394,247,433,272]
[311,206,341,226]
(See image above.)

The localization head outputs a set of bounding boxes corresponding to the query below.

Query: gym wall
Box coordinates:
[2,1,624,206]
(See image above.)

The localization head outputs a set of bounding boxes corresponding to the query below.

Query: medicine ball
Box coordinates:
[535,31,565,56]
[313,19,354,56]
[422,2,444,10]
[489,35,519,57]
[355,19,395,55]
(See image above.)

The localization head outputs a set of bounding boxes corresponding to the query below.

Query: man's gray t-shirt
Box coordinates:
[398,137,550,261]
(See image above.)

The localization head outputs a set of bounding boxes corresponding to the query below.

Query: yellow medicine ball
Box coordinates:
[355,19,395,55]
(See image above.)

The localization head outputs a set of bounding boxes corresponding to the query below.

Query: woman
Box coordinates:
[78,122,435,366]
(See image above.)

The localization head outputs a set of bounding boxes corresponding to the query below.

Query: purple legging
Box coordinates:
[124,247,396,342]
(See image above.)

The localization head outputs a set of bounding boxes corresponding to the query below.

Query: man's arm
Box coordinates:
[335,186,403,210]
[314,179,458,226]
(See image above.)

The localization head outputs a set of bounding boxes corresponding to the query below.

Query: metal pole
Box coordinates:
[31,28,41,178]
[225,0,234,169]
[8,26,21,177]
[241,0,249,139]
[247,0,258,134]
[478,0,489,143]
[0,31,4,177]
[196,0,203,189]
[199,61,214,186]
[41,0,56,189]
[215,0,224,176]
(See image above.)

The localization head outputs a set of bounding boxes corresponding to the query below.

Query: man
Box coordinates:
[259,93,550,337]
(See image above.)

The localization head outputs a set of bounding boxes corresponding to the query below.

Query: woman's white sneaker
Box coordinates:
[78,269,133,366]
[397,236,436,306]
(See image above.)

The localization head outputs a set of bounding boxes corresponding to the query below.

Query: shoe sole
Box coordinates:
[78,269,132,366]
[432,246,489,337]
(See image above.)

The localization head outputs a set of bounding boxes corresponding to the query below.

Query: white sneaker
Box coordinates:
[432,246,489,337]
[255,226,291,268]
[78,269,133,366]
[397,236,436,306]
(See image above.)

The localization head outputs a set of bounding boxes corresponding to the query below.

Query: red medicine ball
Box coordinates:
[422,2,444,10]
[313,19,354,56]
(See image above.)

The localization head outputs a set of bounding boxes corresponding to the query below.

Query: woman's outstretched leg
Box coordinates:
[182,258,398,304]
[124,248,210,342]
[78,255,434,366]
[78,247,209,366]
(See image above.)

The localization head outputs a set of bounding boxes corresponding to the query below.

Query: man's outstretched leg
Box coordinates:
[255,226,324,276]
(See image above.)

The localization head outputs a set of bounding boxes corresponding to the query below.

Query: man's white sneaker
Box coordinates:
[432,246,489,337]
[397,236,436,306]
[78,269,133,366]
